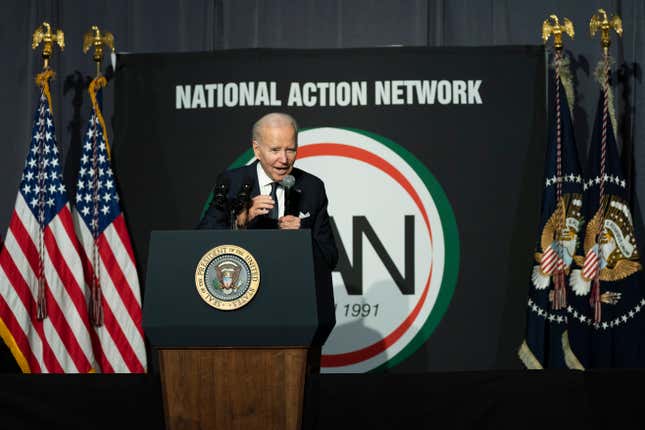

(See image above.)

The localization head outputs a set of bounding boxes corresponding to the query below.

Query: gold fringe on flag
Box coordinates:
[35,69,55,113]
[88,76,111,159]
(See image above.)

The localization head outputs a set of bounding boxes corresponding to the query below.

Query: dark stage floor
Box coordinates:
[0,370,641,430]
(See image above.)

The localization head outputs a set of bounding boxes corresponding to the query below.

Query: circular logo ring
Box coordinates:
[194,244,260,310]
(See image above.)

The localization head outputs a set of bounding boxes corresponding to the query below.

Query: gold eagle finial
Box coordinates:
[542,14,574,50]
[32,22,65,69]
[83,25,115,76]
[590,9,623,55]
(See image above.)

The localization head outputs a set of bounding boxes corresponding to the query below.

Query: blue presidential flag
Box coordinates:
[564,64,645,368]
[519,54,583,369]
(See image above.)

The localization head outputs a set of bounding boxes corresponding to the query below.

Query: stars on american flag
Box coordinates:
[75,113,121,235]
[76,111,120,233]
[20,94,67,225]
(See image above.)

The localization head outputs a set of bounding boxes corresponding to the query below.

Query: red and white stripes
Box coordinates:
[73,211,147,373]
[0,194,95,373]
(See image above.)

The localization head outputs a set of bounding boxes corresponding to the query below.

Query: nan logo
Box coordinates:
[195,244,260,311]
[230,127,460,372]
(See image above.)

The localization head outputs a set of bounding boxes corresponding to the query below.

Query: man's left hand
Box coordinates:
[278,215,301,230]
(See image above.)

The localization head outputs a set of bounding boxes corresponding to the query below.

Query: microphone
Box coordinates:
[230,176,254,230]
[212,173,229,210]
[280,174,295,190]
[280,174,296,216]
[233,176,254,214]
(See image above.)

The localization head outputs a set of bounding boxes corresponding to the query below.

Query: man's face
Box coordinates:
[253,123,297,182]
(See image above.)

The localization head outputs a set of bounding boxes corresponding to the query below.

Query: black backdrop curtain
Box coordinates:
[0,0,643,372]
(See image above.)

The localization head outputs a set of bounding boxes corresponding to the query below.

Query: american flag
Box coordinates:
[0,90,96,373]
[72,89,147,373]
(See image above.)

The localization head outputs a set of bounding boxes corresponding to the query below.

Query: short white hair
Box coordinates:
[252,112,299,142]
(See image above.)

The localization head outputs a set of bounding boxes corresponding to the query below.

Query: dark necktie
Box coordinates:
[269,182,279,219]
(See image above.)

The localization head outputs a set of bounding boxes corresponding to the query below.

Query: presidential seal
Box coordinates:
[194,244,260,310]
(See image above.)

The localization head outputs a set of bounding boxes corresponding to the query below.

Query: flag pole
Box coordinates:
[74,26,146,371]
[541,15,574,310]
[32,22,65,72]
[31,22,64,320]
[83,25,115,79]
[589,9,623,323]
[82,25,116,326]
[83,25,114,158]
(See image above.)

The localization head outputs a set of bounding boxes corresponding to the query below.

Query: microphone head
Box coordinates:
[213,173,229,209]
[214,181,228,194]
[233,176,254,212]
[238,176,253,199]
[237,183,251,201]
[215,173,230,192]
[280,174,295,189]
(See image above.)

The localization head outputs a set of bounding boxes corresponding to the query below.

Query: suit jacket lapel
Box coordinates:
[287,168,304,216]
[248,160,261,198]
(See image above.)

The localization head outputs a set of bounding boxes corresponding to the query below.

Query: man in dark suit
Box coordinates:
[198,112,337,338]
[198,112,337,429]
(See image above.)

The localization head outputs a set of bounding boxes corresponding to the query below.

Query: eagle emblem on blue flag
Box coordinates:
[532,194,583,291]
[570,195,641,298]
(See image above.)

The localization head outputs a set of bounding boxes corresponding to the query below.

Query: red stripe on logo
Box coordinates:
[299,144,435,367]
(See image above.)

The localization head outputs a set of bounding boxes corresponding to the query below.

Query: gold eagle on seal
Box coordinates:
[532,194,583,290]
[214,261,242,294]
[573,195,641,284]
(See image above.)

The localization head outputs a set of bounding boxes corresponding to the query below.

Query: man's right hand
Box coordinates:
[247,194,275,222]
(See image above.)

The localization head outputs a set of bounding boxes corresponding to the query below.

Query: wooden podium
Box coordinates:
[142,230,327,430]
